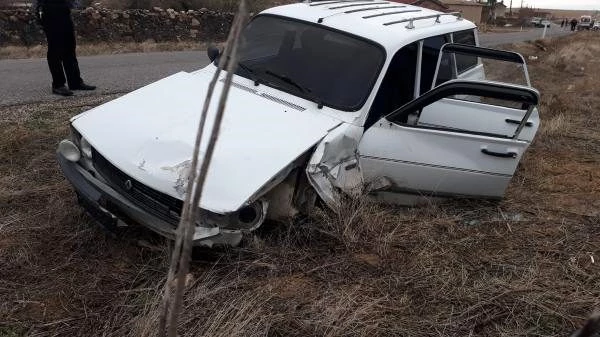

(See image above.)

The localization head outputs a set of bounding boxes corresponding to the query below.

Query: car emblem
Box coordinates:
[124,179,133,191]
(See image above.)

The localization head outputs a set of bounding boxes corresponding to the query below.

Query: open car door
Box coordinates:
[357,79,539,202]
[418,44,539,142]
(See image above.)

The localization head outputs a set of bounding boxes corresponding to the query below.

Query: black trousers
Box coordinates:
[41,9,83,88]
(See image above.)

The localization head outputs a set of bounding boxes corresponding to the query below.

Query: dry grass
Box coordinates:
[1,33,600,337]
[0,41,218,60]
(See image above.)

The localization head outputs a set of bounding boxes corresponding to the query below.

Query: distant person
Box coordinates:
[570,18,578,31]
[560,18,565,28]
[35,0,96,96]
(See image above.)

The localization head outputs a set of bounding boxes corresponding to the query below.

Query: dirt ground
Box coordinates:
[1,33,599,337]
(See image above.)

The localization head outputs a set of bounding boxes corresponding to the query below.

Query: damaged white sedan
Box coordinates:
[57,0,540,247]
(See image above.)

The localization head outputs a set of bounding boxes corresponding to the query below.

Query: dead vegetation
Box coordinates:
[1,33,600,336]
[0,41,216,60]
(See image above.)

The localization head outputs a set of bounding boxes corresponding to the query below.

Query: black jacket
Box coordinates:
[35,0,75,26]
[35,0,75,12]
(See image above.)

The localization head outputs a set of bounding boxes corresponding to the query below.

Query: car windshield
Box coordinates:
[234,15,385,111]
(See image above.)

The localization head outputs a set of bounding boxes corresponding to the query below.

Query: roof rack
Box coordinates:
[344,5,404,14]
[308,0,375,6]
[383,12,462,29]
[329,1,389,9]
[318,3,403,23]
[317,3,406,23]
[363,8,421,19]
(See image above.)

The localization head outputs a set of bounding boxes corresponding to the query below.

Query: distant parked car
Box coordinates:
[539,20,551,27]
[593,21,600,31]
[530,18,550,28]
[578,15,592,30]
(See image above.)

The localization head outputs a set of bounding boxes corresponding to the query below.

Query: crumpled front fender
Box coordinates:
[306,123,364,209]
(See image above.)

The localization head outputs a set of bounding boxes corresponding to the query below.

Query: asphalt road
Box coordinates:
[0,51,209,107]
[0,26,572,107]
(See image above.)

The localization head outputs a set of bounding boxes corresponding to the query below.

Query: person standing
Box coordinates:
[560,18,565,28]
[35,0,96,96]
[570,18,578,31]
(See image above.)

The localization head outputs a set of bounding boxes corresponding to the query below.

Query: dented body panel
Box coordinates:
[306,123,364,208]
[71,70,341,214]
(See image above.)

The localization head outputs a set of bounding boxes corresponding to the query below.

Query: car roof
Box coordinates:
[260,0,477,52]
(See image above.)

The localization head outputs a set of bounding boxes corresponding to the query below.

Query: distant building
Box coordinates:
[441,0,485,23]
[388,0,450,12]
[493,1,507,18]
[518,7,551,19]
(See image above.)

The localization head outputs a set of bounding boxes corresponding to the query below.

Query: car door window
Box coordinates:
[452,30,478,74]
[420,34,453,94]
[387,81,539,140]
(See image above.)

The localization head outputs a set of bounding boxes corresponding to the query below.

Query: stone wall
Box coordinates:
[0,6,235,47]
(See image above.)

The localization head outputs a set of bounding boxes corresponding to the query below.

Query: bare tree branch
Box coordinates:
[156,1,248,336]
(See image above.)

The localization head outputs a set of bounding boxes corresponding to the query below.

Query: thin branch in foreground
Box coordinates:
[156,1,249,337]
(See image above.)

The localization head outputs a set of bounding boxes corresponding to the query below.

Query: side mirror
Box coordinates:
[207,46,220,62]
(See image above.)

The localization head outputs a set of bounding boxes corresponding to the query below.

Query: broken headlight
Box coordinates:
[70,124,92,160]
[58,139,81,162]
[80,137,92,159]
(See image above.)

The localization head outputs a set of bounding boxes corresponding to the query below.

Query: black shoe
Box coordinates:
[70,83,96,91]
[52,86,74,96]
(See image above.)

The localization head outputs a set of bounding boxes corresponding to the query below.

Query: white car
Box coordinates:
[58,0,540,247]
[530,17,541,26]
[578,15,592,30]
[593,21,599,31]
[531,18,550,27]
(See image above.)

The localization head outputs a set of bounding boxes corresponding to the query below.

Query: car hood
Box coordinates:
[71,71,342,213]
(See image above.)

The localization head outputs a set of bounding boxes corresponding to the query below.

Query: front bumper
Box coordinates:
[57,152,243,247]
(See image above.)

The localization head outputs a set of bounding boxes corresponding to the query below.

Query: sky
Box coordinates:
[511,0,600,10]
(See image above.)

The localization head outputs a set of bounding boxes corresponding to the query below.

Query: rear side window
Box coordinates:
[453,30,478,73]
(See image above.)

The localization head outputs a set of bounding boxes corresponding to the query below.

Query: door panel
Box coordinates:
[417,98,540,141]
[360,157,512,197]
[359,123,528,198]
[358,80,539,201]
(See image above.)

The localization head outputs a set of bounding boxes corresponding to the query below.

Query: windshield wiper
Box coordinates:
[264,70,308,93]
[237,62,261,86]
[263,70,324,109]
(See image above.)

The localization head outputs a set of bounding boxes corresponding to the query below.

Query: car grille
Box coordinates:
[92,148,183,225]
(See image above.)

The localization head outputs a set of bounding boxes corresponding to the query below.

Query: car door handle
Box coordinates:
[481,149,518,158]
[505,118,533,127]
